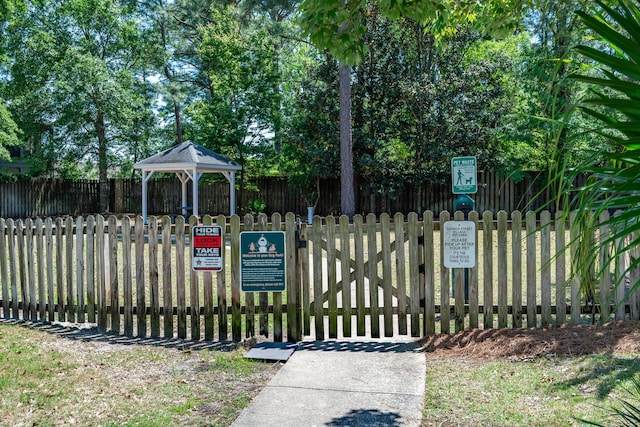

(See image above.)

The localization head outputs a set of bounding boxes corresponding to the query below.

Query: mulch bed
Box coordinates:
[419,320,640,360]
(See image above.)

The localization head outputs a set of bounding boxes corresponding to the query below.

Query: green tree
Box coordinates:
[4,0,157,209]
[297,0,530,216]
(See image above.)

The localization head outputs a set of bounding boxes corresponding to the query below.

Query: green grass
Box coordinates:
[0,322,280,426]
[423,354,640,426]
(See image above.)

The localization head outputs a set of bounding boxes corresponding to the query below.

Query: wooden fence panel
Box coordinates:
[2,210,640,343]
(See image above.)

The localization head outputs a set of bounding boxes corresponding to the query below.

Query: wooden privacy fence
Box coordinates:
[0,211,638,342]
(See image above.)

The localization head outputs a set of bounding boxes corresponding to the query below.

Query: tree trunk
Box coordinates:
[95,109,110,213]
[339,63,355,217]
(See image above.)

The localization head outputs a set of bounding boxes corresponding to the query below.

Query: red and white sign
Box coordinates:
[192,225,224,271]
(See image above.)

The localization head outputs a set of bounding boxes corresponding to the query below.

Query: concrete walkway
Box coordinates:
[232,340,425,427]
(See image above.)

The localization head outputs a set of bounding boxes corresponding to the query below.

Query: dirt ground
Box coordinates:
[419,320,640,360]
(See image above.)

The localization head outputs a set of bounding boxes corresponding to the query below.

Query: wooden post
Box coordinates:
[422,211,435,335]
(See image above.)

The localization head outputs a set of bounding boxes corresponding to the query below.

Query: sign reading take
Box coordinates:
[192,225,224,271]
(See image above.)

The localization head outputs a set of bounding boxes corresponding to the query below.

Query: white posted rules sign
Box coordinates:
[443,221,476,268]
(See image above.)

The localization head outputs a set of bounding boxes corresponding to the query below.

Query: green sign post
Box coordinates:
[452,156,477,194]
[240,231,286,292]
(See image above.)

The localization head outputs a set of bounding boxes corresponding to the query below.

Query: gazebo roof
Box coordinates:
[133,140,242,173]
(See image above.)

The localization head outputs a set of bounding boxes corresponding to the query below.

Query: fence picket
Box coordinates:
[366,213,380,338]
[55,218,64,321]
[96,215,106,331]
[217,214,228,340]
[468,211,479,329]
[108,216,119,333]
[175,216,187,339]
[541,211,551,327]
[396,212,409,335]
[201,215,214,341]
[354,215,365,336]
[189,215,200,340]
[0,219,7,319]
[285,212,300,342]
[482,211,493,329]
[135,216,146,337]
[257,214,269,338]
[311,216,324,340]
[123,216,133,336]
[148,216,160,338]
[497,211,508,329]
[35,218,45,320]
[408,212,420,337]
[555,211,566,325]
[512,211,523,328]
[271,213,283,342]
[526,211,537,327]
[453,211,465,333]
[340,215,352,337]
[230,215,241,341]
[243,214,255,338]
[380,214,393,337]
[440,211,451,334]
[86,216,95,324]
[162,215,173,338]
[326,215,338,339]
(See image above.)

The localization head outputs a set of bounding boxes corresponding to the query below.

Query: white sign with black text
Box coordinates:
[443,221,476,268]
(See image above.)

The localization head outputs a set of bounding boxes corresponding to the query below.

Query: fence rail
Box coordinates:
[1,211,637,342]
[0,172,557,219]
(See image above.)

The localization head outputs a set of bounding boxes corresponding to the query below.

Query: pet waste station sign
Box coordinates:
[452,156,477,194]
[443,221,476,268]
[240,231,286,292]
[191,226,224,271]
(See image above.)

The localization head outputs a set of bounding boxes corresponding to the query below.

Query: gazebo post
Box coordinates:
[192,169,199,218]
[141,170,148,222]
[230,172,236,216]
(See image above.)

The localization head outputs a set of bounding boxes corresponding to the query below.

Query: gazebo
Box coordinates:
[133,140,242,221]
